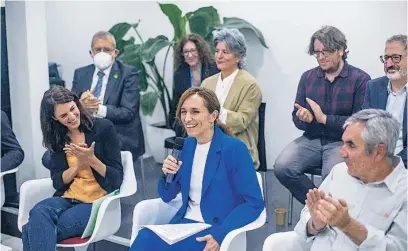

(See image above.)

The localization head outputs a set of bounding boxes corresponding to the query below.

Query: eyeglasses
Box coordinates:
[380,54,404,64]
[182,49,198,57]
[92,47,115,54]
[313,50,334,58]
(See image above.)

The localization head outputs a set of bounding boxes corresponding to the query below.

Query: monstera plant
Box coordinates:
[109,3,268,128]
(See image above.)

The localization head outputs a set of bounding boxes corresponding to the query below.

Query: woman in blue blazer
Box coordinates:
[130,87,264,251]
[22,86,123,251]
[170,33,219,136]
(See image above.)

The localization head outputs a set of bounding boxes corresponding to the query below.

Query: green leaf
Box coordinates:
[158,3,187,40]
[117,44,148,92]
[142,35,171,63]
[140,91,159,116]
[216,17,268,48]
[109,23,132,41]
[188,6,220,38]
[115,37,135,57]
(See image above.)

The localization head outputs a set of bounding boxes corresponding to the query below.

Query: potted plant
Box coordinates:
[109,3,268,162]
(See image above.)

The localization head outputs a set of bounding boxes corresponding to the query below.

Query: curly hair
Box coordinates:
[174,33,214,71]
[40,86,94,152]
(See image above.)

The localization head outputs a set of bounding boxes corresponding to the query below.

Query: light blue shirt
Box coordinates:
[190,67,201,87]
[295,157,407,251]
[386,81,407,154]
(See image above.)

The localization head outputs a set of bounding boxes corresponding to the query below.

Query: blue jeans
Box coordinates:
[274,136,343,204]
[22,196,92,251]
[130,218,212,251]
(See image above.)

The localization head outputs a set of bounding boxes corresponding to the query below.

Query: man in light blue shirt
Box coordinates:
[363,34,407,168]
[263,109,407,251]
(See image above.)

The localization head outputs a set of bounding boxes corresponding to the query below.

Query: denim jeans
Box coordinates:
[274,136,343,204]
[22,196,92,251]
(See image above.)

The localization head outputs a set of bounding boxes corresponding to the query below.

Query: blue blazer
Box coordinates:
[362,76,407,167]
[158,126,264,244]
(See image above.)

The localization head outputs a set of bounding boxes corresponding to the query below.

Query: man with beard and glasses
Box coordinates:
[363,34,407,168]
[274,26,371,205]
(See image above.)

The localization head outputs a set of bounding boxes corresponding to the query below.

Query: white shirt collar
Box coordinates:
[93,63,113,79]
[217,68,240,85]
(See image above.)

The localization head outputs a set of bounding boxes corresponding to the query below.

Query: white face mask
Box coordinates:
[93,52,113,71]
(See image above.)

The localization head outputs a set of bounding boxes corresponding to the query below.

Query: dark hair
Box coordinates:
[40,86,93,152]
[176,87,232,136]
[308,25,349,60]
[174,33,214,72]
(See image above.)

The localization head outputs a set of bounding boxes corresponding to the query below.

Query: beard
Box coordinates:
[323,60,342,74]
[386,66,407,81]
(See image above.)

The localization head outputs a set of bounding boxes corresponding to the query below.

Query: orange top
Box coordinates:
[62,154,106,203]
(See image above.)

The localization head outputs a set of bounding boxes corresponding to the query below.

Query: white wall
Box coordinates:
[45,1,407,168]
[6,1,50,188]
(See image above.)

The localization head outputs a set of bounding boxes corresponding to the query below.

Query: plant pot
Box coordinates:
[145,122,175,163]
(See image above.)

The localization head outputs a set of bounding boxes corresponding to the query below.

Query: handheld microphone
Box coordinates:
[165,137,185,189]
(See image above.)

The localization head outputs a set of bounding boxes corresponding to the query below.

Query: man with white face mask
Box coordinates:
[363,34,407,168]
[72,31,145,161]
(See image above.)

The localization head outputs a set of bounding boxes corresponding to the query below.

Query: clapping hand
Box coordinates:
[306,98,327,124]
[80,88,101,112]
[316,195,351,231]
[306,188,327,231]
[64,142,96,167]
[295,103,314,123]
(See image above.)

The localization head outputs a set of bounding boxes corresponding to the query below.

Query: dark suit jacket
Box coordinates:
[362,76,407,167]
[47,118,123,197]
[159,126,264,244]
[72,60,145,160]
[170,62,219,136]
[1,110,24,172]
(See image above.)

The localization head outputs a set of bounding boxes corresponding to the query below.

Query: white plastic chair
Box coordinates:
[18,151,137,251]
[130,172,266,251]
[1,167,19,207]
[263,231,311,251]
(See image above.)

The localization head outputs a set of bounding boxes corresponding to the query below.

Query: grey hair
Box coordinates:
[308,25,348,60]
[343,109,400,163]
[91,31,116,49]
[386,34,407,54]
[213,28,247,69]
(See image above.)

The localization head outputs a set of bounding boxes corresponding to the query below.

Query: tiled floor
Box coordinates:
[1,157,321,251]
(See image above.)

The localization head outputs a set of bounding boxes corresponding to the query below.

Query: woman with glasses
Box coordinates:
[171,33,219,136]
[201,28,262,169]
[22,86,123,251]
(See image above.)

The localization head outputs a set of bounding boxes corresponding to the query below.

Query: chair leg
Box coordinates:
[261,171,269,223]
[73,245,88,251]
[139,156,146,199]
[288,192,293,225]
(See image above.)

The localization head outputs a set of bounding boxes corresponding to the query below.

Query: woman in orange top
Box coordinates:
[22,86,123,251]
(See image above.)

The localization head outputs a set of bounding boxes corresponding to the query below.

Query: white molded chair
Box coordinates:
[1,167,19,207]
[130,172,266,251]
[263,231,312,251]
[18,151,137,251]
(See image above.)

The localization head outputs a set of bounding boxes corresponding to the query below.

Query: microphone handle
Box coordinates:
[165,148,182,189]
